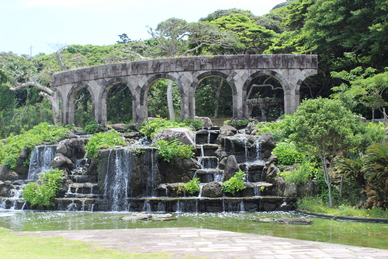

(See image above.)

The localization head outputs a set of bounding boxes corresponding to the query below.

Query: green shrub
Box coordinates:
[272,141,305,165]
[84,120,100,134]
[225,119,252,128]
[22,169,63,207]
[140,118,187,139]
[0,123,68,168]
[222,171,246,195]
[278,160,320,185]
[154,139,194,162]
[182,119,203,130]
[185,178,200,195]
[255,114,294,142]
[85,130,126,158]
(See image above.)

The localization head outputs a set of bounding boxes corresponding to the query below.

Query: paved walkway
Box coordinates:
[19,227,388,258]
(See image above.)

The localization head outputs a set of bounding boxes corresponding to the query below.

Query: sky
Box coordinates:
[0,0,285,56]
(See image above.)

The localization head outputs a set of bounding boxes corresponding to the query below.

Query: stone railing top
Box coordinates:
[52,54,318,86]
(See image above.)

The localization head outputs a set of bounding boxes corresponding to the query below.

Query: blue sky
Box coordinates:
[0,0,285,56]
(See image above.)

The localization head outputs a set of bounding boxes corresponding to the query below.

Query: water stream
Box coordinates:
[0,210,386,250]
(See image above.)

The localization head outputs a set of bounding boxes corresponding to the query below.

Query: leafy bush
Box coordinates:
[255,114,295,142]
[139,118,187,139]
[22,169,63,207]
[272,141,305,165]
[0,123,68,168]
[278,160,320,185]
[222,171,246,195]
[154,139,194,162]
[84,120,100,134]
[185,178,200,195]
[225,119,252,128]
[85,130,126,158]
[182,119,203,130]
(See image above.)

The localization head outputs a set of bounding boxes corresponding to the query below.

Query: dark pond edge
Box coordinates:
[296,209,388,224]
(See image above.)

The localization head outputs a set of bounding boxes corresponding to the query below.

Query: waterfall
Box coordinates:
[141,147,158,197]
[27,145,57,181]
[103,148,132,211]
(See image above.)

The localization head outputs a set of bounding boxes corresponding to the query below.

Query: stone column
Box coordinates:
[230,70,250,119]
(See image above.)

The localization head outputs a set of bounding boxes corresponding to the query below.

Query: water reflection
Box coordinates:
[0,210,387,250]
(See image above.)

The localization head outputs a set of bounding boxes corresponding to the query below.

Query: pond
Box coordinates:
[0,210,387,250]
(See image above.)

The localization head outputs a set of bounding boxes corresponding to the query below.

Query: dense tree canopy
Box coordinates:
[1,1,388,136]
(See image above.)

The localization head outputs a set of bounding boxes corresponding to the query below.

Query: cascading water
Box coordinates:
[103,148,132,211]
[27,145,57,181]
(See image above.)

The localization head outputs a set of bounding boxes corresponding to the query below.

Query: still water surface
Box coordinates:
[0,210,387,250]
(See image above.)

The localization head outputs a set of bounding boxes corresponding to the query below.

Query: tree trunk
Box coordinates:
[320,155,333,207]
[40,91,60,126]
[167,80,175,120]
[213,78,224,118]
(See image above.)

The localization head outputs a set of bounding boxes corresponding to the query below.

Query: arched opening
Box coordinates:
[246,75,284,122]
[195,76,233,125]
[106,83,133,124]
[147,79,180,119]
[74,87,92,127]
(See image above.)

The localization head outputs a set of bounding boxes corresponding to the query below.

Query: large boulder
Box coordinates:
[51,153,74,169]
[195,116,213,128]
[202,182,223,197]
[159,157,201,183]
[153,128,195,146]
[222,155,239,182]
[0,165,19,181]
[219,125,237,136]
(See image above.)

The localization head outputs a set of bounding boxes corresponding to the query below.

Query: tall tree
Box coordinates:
[290,98,384,207]
[148,18,236,119]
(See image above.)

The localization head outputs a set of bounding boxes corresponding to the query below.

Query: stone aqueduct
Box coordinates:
[52,54,318,125]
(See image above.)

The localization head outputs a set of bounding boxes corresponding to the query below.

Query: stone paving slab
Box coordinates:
[18,227,388,259]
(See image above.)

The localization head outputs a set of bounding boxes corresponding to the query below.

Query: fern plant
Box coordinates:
[22,169,63,207]
[222,171,246,195]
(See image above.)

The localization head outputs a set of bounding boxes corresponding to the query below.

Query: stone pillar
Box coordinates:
[231,70,250,119]
[176,72,195,121]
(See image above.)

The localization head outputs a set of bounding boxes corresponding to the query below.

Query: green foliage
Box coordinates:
[222,171,246,195]
[255,114,295,142]
[154,139,194,162]
[279,160,321,186]
[226,119,251,128]
[296,196,388,218]
[0,123,68,168]
[85,130,126,158]
[147,79,180,119]
[182,119,203,130]
[184,178,200,195]
[363,142,388,181]
[289,98,385,207]
[139,118,187,139]
[272,141,305,165]
[84,121,100,134]
[22,169,63,207]
[207,13,278,54]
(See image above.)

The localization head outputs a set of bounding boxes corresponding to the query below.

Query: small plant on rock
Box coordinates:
[222,171,246,195]
[185,178,200,195]
[154,139,194,162]
[22,169,63,207]
[85,130,126,158]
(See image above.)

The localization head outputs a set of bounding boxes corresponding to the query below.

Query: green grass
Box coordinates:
[0,228,198,259]
[297,196,388,218]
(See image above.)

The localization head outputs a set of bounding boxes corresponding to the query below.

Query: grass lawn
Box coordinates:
[0,228,197,259]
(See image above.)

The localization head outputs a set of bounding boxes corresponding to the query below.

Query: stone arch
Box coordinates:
[66,83,95,126]
[98,78,134,126]
[193,71,237,119]
[142,73,182,120]
[244,70,292,116]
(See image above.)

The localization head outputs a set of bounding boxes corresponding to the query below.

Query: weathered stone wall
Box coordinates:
[52,54,318,125]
